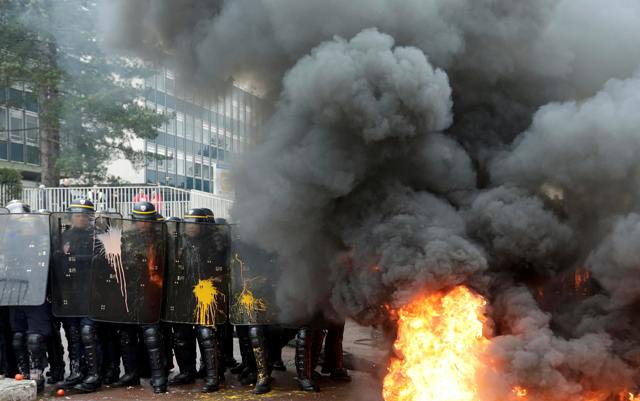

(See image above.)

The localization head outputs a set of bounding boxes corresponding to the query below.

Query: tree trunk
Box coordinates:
[38,4,59,187]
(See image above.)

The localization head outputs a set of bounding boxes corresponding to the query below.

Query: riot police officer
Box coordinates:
[116,201,168,394]
[171,208,222,392]
[55,199,96,389]
[5,201,52,393]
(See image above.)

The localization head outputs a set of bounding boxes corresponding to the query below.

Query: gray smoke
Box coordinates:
[101,0,640,398]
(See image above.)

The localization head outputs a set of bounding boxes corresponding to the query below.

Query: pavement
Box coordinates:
[30,321,390,401]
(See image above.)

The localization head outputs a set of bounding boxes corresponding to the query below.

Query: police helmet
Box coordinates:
[183,208,211,223]
[214,217,228,225]
[156,213,165,221]
[68,198,95,214]
[165,216,182,222]
[131,201,158,221]
[5,200,31,214]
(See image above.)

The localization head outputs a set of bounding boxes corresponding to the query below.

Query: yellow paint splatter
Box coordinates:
[231,253,268,322]
[193,278,224,326]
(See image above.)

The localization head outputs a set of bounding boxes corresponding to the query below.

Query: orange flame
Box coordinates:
[574,267,591,295]
[147,243,163,288]
[382,285,488,401]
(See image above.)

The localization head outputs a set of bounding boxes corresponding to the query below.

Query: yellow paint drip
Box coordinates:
[231,253,268,321]
[193,278,224,326]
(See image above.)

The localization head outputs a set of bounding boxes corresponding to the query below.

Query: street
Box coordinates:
[36,322,388,401]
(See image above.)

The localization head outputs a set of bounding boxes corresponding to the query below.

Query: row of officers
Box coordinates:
[0,198,350,395]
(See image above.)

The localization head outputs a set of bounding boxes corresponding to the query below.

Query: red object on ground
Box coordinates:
[14,373,24,380]
[57,389,65,397]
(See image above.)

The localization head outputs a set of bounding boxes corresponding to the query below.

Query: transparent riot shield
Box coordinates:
[162,222,229,325]
[0,213,51,306]
[0,208,8,214]
[89,217,166,324]
[229,226,279,325]
[49,212,96,317]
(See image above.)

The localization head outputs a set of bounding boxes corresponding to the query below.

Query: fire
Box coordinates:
[513,386,528,398]
[574,267,591,296]
[383,285,488,401]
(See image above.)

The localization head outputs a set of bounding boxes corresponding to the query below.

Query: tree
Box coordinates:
[0,0,165,185]
[0,167,23,204]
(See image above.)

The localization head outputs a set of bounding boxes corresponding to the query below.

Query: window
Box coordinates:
[26,146,39,165]
[10,113,23,143]
[25,92,38,112]
[203,163,210,179]
[195,118,203,143]
[146,169,157,184]
[203,181,210,193]
[8,88,23,108]
[186,116,193,140]
[167,156,176,173]
[10,143,24,162]
[0,108,7,140]
[25,115,38,144]
[177,157,184,175]
[176,113,184,138]
[186,177,193,190]
[186,160,194,177]
[195,179,202,191]
[195,163,201,177]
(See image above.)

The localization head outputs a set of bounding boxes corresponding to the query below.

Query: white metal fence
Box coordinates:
[21,185,234,220]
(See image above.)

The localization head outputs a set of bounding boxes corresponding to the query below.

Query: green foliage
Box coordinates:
[0,0,166,183]
[0,167,23,200]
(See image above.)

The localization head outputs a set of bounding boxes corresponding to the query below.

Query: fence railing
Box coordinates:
[21,185,234,220]
[1,183,22,207]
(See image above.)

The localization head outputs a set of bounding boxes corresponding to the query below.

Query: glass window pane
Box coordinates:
[177,158,185,175]
[0,108,7,141]
[26,146,39,164]
[10,143,24,162]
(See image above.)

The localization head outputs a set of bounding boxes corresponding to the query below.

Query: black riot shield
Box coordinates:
[0,213,51,306]
[49,212,96,317]
[89,218,166,324]
[229,227,279,325]
[163,222,229,325]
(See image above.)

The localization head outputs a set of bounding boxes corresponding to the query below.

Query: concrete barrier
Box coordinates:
[0,378,36,401]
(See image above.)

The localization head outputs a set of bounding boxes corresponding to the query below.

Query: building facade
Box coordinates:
[2,72,266,196]
[140,70,266,197]
[0,83,41,184]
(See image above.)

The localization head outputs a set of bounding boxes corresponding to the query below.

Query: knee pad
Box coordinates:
[12,332,26,349]
[197,327,216,348]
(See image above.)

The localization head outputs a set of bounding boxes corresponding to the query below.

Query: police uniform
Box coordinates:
[113,201,168,394]
[5,201,52,393]
[170,208,222,392]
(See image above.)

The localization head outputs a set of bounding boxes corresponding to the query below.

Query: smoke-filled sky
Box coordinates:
[101,1,640,399]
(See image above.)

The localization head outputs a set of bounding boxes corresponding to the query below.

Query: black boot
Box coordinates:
[27,333,47,393]
[74,325,101,393]
[47,322,65,384]
[99,325,120,385]
[169,325,196,385]
[249,326,272,394]
[197,326,220,393]
[295,328,319,392]
[111,328,140,388]
[142,325,167,394]
[12,332,29,378]
[221,322,238,371]
[237,328,256,384]
[323,323,351,381]
[161,323,174,376]
[61,322,85,387]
